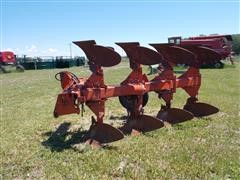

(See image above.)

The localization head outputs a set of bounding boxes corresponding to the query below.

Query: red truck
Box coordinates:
[168,35,233,68]
[0,51,24,73]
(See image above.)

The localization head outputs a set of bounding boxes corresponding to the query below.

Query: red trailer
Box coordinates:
[0,51,24,73]
[168,35,233,68]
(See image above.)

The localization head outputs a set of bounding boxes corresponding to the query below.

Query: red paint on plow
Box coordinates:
[53,40,219,147]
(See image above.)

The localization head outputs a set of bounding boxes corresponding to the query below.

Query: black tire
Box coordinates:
[0,66,7,73]
[16,65,25,72]
[119,93,149,111]
[214,62,224,69]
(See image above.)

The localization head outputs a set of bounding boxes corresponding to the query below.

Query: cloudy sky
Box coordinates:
[1,0,239,57]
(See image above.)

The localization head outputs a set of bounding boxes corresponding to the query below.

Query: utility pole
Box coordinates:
[69,43,72,58]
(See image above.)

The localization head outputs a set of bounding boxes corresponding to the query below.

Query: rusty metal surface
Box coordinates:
[150,43,196,66]
[116,42,141,69]
[133,46,164,65]
[73,40,97,66]
[73,40,96,47]
[180,45,222,66]
[157,108,194,124]
[197,46,222,65]
[184,102,219,117]
[117,42,165,65]
[92,45,121,67]
[73,40,121,67]
[115,42,140,59]
[122,115,164,133]
[53,40,220,146]
[73,40,96,62]
[53,93,80,118]
[86,123,124,144]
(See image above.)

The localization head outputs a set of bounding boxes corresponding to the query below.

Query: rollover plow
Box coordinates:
[53,40,219,147]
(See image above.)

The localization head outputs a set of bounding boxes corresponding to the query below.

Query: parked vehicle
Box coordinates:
[0,51,24,73]
[168,35,233,68]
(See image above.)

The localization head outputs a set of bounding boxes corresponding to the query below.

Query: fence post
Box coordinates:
[34,59,37,70]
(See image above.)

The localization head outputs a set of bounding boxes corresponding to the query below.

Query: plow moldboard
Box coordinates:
[184,102,219,117]
[157,108,194,124]
[86,123,124,144]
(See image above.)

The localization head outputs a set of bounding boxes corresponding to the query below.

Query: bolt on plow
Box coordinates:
[53,40,219,147]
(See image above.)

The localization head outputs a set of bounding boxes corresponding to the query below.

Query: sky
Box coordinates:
[1,0,239,57]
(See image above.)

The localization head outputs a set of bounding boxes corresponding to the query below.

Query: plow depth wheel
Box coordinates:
[119,93,149,111]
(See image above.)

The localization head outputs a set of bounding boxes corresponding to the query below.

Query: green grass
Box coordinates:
[1,58,240,179]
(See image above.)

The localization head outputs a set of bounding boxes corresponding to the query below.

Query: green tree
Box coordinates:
[232,34,240,54]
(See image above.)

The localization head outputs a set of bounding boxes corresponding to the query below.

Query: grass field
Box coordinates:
[1,57,240,179]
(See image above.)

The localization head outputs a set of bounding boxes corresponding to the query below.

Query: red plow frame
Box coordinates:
[53,40,220,147]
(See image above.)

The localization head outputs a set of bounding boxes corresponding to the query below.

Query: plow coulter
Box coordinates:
[53,40,219,147]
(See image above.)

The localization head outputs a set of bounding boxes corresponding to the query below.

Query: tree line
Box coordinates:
[232,34,240,54]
